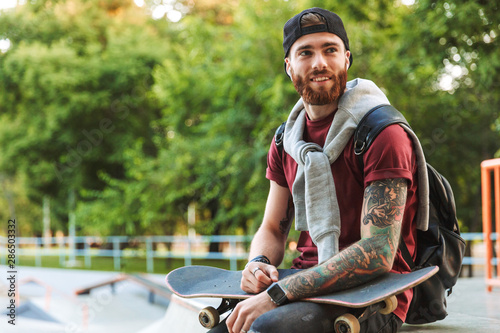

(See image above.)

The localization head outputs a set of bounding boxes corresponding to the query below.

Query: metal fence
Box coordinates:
[1,235,252,272]
[1,233,497,274]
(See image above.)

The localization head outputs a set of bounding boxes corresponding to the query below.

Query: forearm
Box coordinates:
[248,228,286,266]
[279,178,407,301]
[279,232,398,300]
[249,183,294,266]
[249,203,293,266]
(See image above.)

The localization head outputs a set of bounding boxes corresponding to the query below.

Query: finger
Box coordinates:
[241,268,262,293]
[226,307,237,333]
[242,264,272,292]
[229,303,246,333]
[264,265,280,282]
[253,268,273,286]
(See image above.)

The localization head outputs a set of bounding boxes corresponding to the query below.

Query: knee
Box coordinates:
[249,311,283,333]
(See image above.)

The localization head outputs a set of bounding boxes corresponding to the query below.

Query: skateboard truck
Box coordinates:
[334,295,398,333]
[199,298,240,329]
[199,295,397,332]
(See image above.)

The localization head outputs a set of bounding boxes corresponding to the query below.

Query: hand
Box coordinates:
[226,291,277,333]
[241,263,279,294]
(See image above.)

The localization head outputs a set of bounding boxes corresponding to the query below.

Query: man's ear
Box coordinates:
[345,50,351,70]
[285,59,292,79]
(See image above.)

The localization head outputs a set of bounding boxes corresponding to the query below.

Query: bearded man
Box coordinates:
[211,7,420,333]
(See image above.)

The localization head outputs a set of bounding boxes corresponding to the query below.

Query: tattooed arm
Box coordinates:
[240,180,295,294]
[279,178,408,300]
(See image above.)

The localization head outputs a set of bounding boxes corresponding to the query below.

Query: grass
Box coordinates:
[11,255,248,274]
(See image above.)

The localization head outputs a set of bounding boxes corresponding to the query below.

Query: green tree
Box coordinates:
[0,0,169,235]
[312,0,499,231]
[138,1,300,235]
[1,0,497,239]
[367,0,499,231]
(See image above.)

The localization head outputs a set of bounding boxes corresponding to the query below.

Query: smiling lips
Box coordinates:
[311,76,331,82]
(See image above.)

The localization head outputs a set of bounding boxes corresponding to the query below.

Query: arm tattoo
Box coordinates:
[282,236,391,297]
[279,195,294,235]
[280,178,408,299]
[363,178,407,229]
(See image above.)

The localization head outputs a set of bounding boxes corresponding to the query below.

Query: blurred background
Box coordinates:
[0,0,499,332]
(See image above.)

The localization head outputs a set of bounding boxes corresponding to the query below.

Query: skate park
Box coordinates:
[1,1,499,332]
[1,235,498,333]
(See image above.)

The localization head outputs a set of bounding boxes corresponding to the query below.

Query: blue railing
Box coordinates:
[0,235,252,272]
[460,232,498,267]
[0,233,497,274]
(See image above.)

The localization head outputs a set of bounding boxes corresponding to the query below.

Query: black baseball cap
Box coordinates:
[283,8,353,68]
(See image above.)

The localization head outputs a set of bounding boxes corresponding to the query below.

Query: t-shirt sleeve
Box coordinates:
[363,124,415,187]
[265,139,288,188]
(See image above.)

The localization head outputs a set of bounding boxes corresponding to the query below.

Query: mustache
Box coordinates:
[307,70,334,81]
[311,70,332,76]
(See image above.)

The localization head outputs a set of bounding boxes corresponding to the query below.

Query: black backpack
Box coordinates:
[274,104,466,324]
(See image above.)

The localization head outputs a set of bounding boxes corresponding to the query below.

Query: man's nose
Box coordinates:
[312,53,327,70]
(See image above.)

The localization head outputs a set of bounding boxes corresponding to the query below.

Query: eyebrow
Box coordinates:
[295,41,343,52]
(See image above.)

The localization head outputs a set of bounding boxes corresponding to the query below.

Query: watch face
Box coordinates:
[267,283,288,305]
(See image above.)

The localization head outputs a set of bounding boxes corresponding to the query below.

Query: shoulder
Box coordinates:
[372,124,413,149]
[363,124,417,186]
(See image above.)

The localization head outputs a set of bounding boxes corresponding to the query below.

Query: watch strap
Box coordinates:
[245,255,271,268]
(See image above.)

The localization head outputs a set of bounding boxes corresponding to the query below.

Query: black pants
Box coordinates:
[208,302,403,333]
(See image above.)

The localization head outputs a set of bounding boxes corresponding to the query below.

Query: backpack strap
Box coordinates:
[276,104,409,159]
[275,121,286,156]
[354,104,409,170]
[399,239,416,269]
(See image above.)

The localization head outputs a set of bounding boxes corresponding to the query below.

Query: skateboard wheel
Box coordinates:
[199,306,220,329]
[334,313,360,333]
[380,295,398,315]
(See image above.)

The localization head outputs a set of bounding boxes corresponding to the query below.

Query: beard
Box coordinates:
[291,68,347,105]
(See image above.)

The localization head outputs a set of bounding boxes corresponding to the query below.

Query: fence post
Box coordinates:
[481,158,500,292]
[35,237,41,267]
[185,237,192,266]
[113,238,121,271]
[68,189,76,264]
[146,237,154,273]
[85,238,91,268]
[230,238,237,271]
[59,236,65,266]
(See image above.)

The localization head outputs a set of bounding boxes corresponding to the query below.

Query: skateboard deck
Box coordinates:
[166,265,438,332]
[166,265,438,307]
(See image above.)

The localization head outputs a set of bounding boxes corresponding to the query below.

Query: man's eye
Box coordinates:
[299,50,311,56]
[326,48,337,53]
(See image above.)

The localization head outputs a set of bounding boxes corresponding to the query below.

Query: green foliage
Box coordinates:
[0,0,498,237]
[149,1,298,234]
[0,0,168,234]
[377,0,500,231]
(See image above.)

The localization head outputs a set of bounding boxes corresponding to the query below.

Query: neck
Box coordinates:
[304,100,339,121]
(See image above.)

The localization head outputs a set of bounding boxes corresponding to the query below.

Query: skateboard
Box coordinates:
[166,265,438,333]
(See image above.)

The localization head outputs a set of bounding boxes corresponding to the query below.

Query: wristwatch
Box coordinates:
[267,283,289,306]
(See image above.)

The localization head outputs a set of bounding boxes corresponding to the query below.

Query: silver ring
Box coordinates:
[252,267,261,276]
[241,330,247,333]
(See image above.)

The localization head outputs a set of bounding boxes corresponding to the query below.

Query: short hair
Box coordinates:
[300,13,326,27]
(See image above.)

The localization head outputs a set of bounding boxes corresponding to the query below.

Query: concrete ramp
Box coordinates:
[12,300,61,323]
[140,295,220,333]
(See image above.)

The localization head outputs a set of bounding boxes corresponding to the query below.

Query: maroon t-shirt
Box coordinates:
[265,110,419,322]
